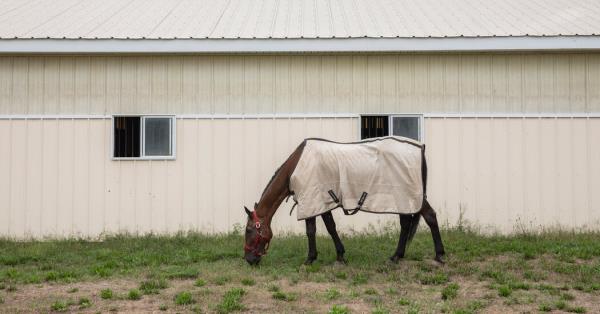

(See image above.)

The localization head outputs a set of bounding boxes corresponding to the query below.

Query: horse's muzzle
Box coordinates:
[245,253,261,265]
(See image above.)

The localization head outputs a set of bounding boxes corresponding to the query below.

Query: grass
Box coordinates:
[329,304,350,314]
[216,288,245,314]
[0,229,599,313]
[174,291,194,305]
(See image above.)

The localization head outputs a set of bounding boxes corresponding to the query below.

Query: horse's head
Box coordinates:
[243,205,272,265]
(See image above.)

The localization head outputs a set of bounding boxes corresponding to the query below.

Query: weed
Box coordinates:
[100,288,113,299]
[241,278,255,286]
[159,304,168,311]
[78,297,92,309]
[175,291,194,305]
[329,304,350,314]
[127,289,142,300]
[51,300,68,312]
[568,306,587,313]
[194,278,207,287]
[335,271,348,280]
[325,288,341,300]
[555,300,567,310]
[441,283,459,300]
[561,292,575,301]
[140,278,168,294]
[67,287,78,293]
[216,288,246,314]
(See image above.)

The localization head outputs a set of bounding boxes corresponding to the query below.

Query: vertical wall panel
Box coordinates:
[0,121,11,234]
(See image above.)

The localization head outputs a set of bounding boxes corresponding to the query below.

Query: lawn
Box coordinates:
[1,228,599,313]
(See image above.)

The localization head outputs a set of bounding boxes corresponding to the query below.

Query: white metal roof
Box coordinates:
[0,0,600,53]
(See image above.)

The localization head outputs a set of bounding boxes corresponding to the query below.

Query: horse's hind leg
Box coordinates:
[390,214,413,263]
[321,211,347,264]
[304,217,318,265]
[421,200,445,263]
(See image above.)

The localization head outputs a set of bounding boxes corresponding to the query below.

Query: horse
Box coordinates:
[243,137,445,266]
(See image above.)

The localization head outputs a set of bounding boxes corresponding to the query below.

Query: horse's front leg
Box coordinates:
[390,214,413,263]
[321,211,347,264]
[304,217,318,265]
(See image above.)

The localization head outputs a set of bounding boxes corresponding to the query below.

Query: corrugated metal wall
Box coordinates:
[1,117,599,238]
[1,54,599,115]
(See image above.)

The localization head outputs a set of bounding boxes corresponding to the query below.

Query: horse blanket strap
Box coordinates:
[289,136,425,220]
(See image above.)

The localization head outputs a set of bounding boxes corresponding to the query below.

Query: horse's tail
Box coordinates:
[406,213,421,244]
[407,143,428,244]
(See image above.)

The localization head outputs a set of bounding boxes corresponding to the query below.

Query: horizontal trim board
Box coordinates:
[1,36,600,54]
[1,113,600,120]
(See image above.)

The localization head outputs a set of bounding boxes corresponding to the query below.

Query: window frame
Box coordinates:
[111,114,176,160]
[358,113,424,142]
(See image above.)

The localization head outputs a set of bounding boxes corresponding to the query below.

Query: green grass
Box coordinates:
[272,290,298,301]
[78,297,91,309]
[329,304,350,314]
[50,300,68,312]
[174,291,194,305]
[127,289,142,300]
[100,288,113,299]
[216,287,246,314]
[1,229,600,313]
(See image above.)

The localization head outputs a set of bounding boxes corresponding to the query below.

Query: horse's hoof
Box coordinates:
[335,257,348,265]
[389,255,401,263]
[434,255,445,264]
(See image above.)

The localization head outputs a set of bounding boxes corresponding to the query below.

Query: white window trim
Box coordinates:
[111,115,176,161]
[358,113,424,142]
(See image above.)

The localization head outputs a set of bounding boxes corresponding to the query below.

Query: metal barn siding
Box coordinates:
[425,117,600,233]
[1,54,600,115]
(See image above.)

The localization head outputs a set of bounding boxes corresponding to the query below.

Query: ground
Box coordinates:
[1,228,599,313]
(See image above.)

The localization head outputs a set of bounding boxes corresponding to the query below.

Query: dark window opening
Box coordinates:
[391,116,420,141]
[361,115,389,139]
[114,116,141,157]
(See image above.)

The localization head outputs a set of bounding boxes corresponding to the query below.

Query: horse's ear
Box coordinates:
[254,202,258,209]
[244,206,252,216]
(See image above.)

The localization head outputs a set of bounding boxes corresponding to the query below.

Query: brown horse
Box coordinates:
[243,138,445,265]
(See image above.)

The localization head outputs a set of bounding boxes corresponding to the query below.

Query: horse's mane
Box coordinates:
[259,140,307,200]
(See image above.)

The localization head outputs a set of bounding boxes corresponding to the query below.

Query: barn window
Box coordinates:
[113,116,175,159]
[360,115,422,141]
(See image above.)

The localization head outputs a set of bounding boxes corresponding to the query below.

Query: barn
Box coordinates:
[1,0,599,239]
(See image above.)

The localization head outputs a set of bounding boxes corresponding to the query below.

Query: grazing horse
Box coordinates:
[243,137,445,266]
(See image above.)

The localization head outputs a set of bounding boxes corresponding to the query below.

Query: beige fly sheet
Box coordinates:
[290,136,425,220]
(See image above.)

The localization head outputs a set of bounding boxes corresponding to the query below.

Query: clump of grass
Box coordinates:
[213,276,230,286]
[240,278,255,286]
[127,289,142,300]
[67,287,78,293]
[539,303,553,312]
[267,284,280,292]
[174,291,194,305]
[555,300,567,310]
[335,272,347,280]
[398,298,411,306]
[140,278,168,295]
[329,304,350,314]
[497,285,512,297]
[78,297,91,309]
[419,272,449,285]
[194,278,206,287]
[568,306,587,313]
[159,304,168,311]
[441,282,459,300]
[216,288,245,314]
[100,288,113,299]
[372,305,389,314]
[165,267,199,280]
[364,287,378,295]
[51,300,68,312]
[561,292,575,301]
[351,273,369,285]
[272,290,297,301]
[325,288,341,300]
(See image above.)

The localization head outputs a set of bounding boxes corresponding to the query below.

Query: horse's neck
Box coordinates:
[256,142,305,223]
